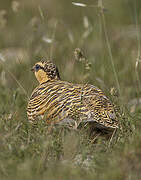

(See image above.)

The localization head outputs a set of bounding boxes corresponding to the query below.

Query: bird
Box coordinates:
[27,60,119,134]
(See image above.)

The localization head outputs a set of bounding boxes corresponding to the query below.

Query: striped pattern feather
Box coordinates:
[27,77,119,129]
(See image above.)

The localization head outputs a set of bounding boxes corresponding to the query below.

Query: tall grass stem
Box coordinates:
[98,0,121,96]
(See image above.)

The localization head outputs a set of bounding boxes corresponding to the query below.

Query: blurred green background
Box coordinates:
[0,0,141,179]
[0,0,141,97]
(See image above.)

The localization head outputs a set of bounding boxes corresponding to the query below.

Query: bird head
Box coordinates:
[31,60,60,84]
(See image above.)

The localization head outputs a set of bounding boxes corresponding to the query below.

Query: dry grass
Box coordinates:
[0,0,141,179]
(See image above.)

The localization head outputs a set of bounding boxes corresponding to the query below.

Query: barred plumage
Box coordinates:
[27,60,119,130]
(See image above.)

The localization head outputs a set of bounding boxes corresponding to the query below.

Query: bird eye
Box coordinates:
[35,64,40,71]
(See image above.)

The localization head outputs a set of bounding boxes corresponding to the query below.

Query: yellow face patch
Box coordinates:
[32,60,60,84]
[32,62,48,84]
[35,69,50,84]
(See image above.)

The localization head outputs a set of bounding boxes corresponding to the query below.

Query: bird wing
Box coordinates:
[27,81,119,129]
[80,84,119,129]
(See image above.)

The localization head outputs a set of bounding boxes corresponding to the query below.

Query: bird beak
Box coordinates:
[31,66,35,72]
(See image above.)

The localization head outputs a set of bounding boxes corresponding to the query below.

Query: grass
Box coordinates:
[0,0,141,179]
